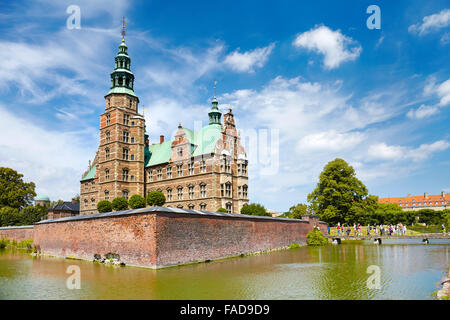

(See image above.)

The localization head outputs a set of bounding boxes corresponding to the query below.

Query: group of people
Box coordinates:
[333,222,408,236]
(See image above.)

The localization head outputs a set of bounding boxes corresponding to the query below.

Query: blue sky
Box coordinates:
[0,0,449,212]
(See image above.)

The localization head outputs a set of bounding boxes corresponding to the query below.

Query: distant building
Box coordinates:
[34,195,50,207]
[378,192,449,211]
[47,200,80,220]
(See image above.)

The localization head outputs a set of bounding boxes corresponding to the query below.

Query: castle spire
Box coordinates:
[208,80,222,125]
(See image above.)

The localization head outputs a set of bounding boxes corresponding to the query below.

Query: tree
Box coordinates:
[128,195,146,209]
[0,207,21,226]
[111,197,129,211]
[285,203,307,219]
[97,200,113,213]
[146,191,166,206]
[20,205,47,225]
[72,195,80,203]
[307,158,372,225]
[240,203,270,216]
[216,208,227,213]
[0,167,36,210]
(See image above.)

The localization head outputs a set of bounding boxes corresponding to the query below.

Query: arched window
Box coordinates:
[177,187,183,200]
[104,190,109,200]
[105,169,110,181]
[200,183,206,198]
[105,148,110,160]
[122,190,129,200]
[122,168,129,181]
[105,131,110,143]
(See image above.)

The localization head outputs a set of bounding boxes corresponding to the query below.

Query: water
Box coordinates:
[0,239,448,299]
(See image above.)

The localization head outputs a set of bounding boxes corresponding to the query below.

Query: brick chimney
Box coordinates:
[442,191,446,197]
[424,192,428,199]
[160,135,164,143]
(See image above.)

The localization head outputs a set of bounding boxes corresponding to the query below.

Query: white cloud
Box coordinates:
[409,9,450,35]
[437,79,450,106]
[293,25,362,69]
[224,43,275,72]
[406,104,439,119]
[0,104,97,201]
[368,140,450,162]
[296,130,365,153]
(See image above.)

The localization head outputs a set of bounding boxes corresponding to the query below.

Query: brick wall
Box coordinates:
[0,226,34,241]
[32,208,327,268]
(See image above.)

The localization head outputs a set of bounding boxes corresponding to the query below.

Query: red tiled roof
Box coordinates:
[378,193,450,207]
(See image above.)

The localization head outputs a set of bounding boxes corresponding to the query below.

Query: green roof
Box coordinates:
[146,124,222,167]
[35,195,50,201]
[81,164,96,181]
[105,87,137,98]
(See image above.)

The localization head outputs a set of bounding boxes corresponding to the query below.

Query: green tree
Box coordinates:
[146,191,166,206]
[0,167,36,210]
[128,195,146,209]
[97,200,113,213]
[285,203,308,219]
[72,195,80,203]
[111,197,129,211]
[20,205,47,225]
[0,207,21,226]
[307,158,372,225]
[240,203,270,216]
[216,208,227,213]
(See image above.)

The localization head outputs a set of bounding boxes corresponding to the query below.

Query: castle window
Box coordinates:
[91,199,95,208]
[226,202,232,214]
[91,181,95,190]
[167,189,173,201]
[106,131,110,143]
[122,131,129,143]
[188,162,194,175]
[122,148,128,160]
[131,137,134,143]
[130,175,134,181]
[122,169,129,181]
[242,163,247,175]
[84,199,88,209]
[105,169,110,181]
[106,113,110,126]
[243,185,248,198]
[167,167,172,179]
[123,113,130,126]
[189,186,194,199]
[104,190,109,200]
[131,121,135,126]
[177,187,183,200]
[177,164,183,176]
[129,99,132,108]
[157,169,162,180]
[221,182,232,197]
[200,160,206,173]
[200,183,206,198]
[131,154,134,160]
[188,204,194,210]
[221,156,231,173]
[177,205,183,209]
[105,148,110,160]
[238,186,241,198]
[122,190,129,200]
[200,203,206,210]
[148,170,153,182]
[177,147,183,157]
[84,183,88,192]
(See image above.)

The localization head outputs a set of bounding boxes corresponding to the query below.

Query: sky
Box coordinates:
[0,0,449,212]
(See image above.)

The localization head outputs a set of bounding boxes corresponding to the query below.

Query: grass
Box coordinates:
[0,238,33,250]
[327,226,421,236]
[407,225,443,234]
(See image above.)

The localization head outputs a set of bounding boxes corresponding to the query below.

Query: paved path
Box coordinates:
[326,233,450,240]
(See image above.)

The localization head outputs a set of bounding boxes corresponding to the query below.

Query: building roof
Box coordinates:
[35,195,50,201]
[81,164,96,181]
[379,193,450,208]
[146,124,222,167]
[49,201,80,212]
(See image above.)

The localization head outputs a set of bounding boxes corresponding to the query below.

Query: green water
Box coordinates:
[0,239,448,300]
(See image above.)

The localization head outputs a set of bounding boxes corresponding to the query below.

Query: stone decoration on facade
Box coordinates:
[80,39,249,214]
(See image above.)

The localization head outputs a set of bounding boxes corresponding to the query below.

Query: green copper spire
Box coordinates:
[208,81,222,125]
[106,38,137,97]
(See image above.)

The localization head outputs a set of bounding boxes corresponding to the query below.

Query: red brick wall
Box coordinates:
[0,226,34,242]
[33,214,157,267]
[32,210,328,268]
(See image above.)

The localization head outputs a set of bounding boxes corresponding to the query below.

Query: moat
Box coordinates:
[0,239,448,299]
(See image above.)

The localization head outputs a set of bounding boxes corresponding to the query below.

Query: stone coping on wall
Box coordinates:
[0,225,34,230]
[36,206,323,225]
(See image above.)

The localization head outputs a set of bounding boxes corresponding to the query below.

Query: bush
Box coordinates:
[97,200,113,213]
[19,206,47,225]
[0,238,10,249]
[240,203,270,216]
[111,197,129,211]
[289,243,301,249]
[0,207,21,226]
[306,229,328,246]
[216,208,227,213]
[146,191,166,206]
[128,195,146,209]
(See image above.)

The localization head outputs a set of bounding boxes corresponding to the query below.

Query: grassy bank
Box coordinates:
[0,238,33,250]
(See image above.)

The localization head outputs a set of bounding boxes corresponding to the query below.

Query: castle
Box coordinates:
[80,38,249,214]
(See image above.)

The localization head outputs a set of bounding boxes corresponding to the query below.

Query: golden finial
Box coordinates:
[121,16,127,40]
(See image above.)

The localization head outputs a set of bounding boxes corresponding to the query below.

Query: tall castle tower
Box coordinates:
[80,38,146,214]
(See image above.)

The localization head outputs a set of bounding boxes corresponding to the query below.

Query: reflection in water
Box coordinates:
[0,239,449,300]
